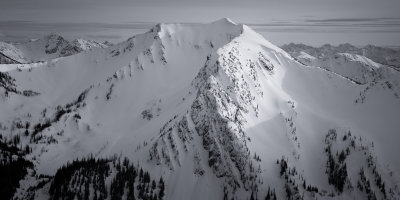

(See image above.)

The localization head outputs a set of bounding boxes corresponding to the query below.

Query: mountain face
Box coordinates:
[283,47,400,104]
[0,19,400,200]
[0,34,109,64]
[281,43,400,69]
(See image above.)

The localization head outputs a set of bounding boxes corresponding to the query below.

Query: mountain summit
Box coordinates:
[1,19,399,200]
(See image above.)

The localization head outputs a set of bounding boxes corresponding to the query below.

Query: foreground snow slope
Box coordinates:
[1,19,399,200]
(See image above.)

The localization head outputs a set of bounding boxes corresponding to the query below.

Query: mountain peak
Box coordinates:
[1,19,400,200]
[42,33,64,41]
[212,17,238,26]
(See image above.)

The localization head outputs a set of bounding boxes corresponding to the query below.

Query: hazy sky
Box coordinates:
[1,0,400,46]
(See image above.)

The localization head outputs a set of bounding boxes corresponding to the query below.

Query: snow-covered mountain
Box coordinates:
[0,34,109,64]
[282,45,400,104]
[1,19,400,200]
[281,43,400,69]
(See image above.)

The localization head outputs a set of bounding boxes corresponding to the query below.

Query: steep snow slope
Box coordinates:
[297,52,383,83]
[1,19,399,200]
[0,41,27,64]
[285,49,400,105]
[0,34,108,64]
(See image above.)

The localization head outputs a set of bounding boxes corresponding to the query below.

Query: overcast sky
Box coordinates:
[1,0,400,46]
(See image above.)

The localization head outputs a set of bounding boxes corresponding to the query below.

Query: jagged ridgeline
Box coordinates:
[0,18,400,200]
[281,43,400,69]
[0,34,109,64]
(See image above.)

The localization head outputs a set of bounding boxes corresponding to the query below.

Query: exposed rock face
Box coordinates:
[148,23,274,190]
[0,19,399,200]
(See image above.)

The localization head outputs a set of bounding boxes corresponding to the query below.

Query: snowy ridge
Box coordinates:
[0,19,399,200]
[0,34,108,64]
[148,22,289,192]
[284,47,400,103]
[282,43,400,68]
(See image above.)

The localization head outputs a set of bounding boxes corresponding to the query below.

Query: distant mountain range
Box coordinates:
[0,34,110,64]
[281,43,400,69]
[0,19,399,200]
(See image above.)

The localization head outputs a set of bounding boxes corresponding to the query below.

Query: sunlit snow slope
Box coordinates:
[1,19,399,200]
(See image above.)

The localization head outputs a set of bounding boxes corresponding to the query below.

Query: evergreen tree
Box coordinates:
[265,187,271,200]
[250,191,255,200]
[159,177,165,200]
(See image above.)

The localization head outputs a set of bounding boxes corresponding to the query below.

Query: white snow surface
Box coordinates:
[1,19,400,200]
[0,34,108,64]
